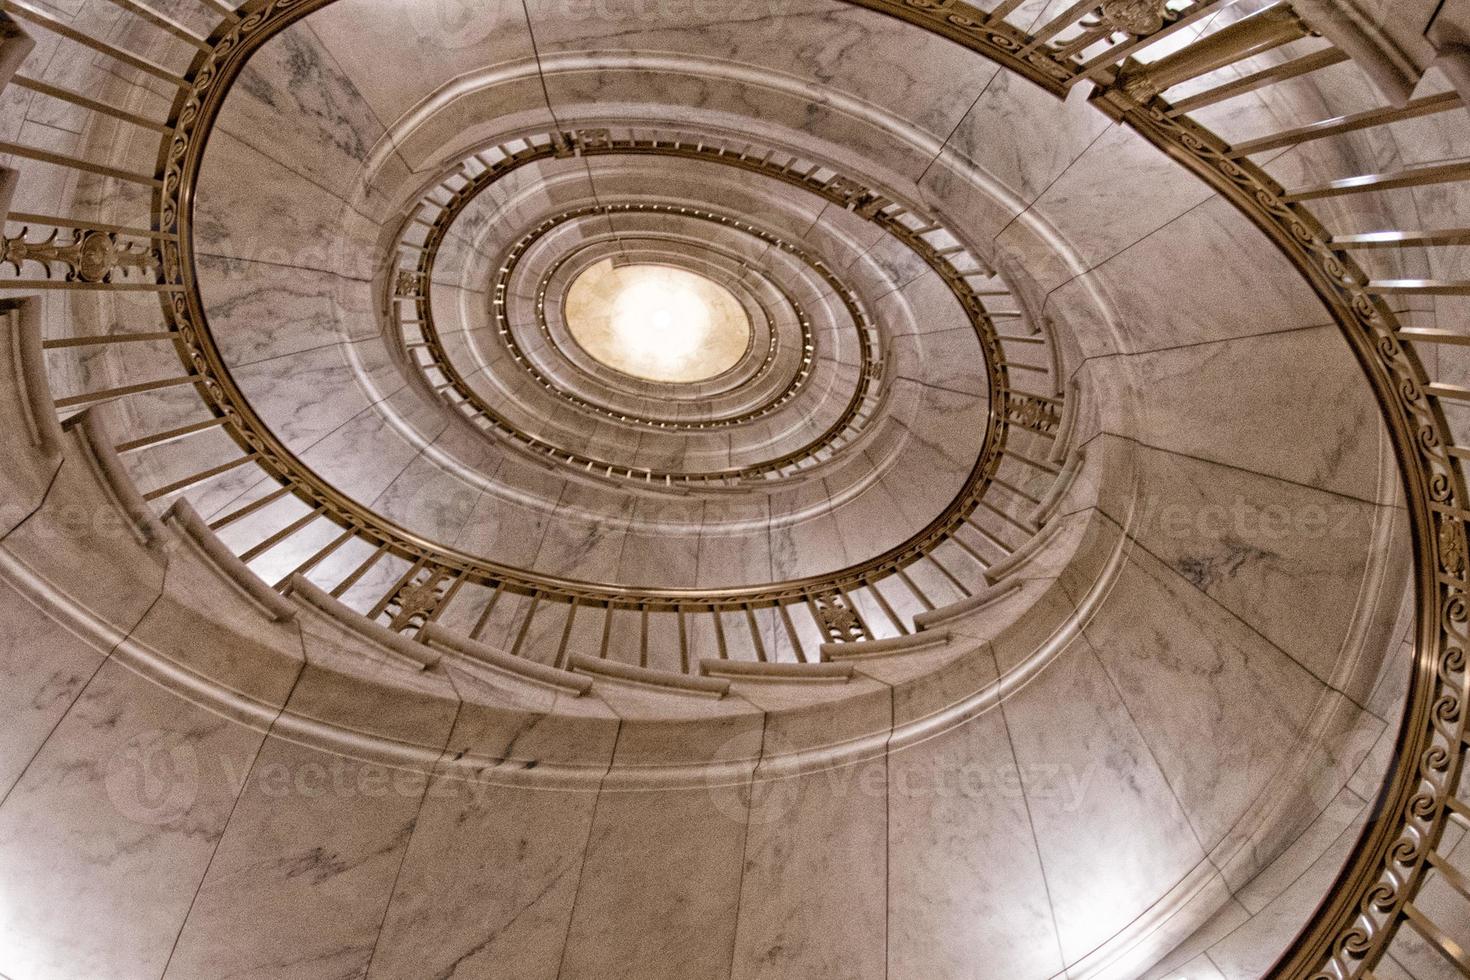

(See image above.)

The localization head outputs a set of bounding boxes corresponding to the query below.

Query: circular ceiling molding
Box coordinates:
[563,260,752,384]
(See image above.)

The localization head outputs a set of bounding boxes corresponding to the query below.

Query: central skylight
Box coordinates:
[564,260,751,383]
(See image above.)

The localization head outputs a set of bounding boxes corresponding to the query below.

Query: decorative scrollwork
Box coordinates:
[1081,80,1470,974]
[1441,515,1467,577]
[2,226,159,282]
[150,0,1023,622]
[383,567,455,634]
[815,592,866,642]
[145,8,1470,973]
[1096,0,1172,36]
[393,270,423,298]
[1005,392,1063,434]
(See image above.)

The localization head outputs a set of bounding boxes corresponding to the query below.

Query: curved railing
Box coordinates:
[0,0,1463,974]
[945,1,1468,974]
[400,195,893,485]
[386,126,1062,486]
[0,0,1074,668]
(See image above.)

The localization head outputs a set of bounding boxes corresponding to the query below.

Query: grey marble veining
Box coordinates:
[368,777,600,980]
[0,660,267,980]
[1004,121,1218,278]
[305,0,541,138]
[1000,637,1206,963]
[194,128,382,282]
[558,783,750,980]
[934,67,1111,209]
[1104,324,1398,507]
[1102,437,1408,687]
[526,0,997,143]
[1075,545,1330,850]
[0,577,109,800]
[161,735,427,980]
[233,345,376,452]
[889,705,1066,979]
[1044,193,1332,360]
[733,757,889,980]
[215,21,412,208]
[198,254,378,367]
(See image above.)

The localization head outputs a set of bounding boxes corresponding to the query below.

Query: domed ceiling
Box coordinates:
[178,6,1049,607]
[563,260,752,383]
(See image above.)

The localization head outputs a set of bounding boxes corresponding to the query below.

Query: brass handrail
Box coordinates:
[400,195,888,484]
[399,165,817,432]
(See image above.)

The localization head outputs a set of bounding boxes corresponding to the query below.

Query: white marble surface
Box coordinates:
[214,20,412,208]
[232,344,377,453]
[2,7,1441,979]
[0,658,267,980]
[194,128,380,282]
[932,67,1111,209]
[136,530,306,709]
[369,776,601,980]
[306,0,542,141]
[998,120,1217,278]
[1072,545,1331,850]
[888,705,1066,979]
[999,636,1206,963]
[161,734,429,980]
[1044,193,1333,360]
[558,782,750,980]
[1,446,167,633]
[197,254,378,367]
[298,611,456,718]
[733,756,889,980]
[0,577,109,800]
[524,0,999,146]
[1099,437,1408,689]
[1195,805,1370,979]
[1087,324,1399,507]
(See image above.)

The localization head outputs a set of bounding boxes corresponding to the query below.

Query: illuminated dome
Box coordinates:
[564,260,752,383]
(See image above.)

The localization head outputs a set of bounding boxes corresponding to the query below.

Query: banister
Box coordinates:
[162,499,298,623]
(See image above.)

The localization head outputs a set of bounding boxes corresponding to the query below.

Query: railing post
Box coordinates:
[1111,2,1313,103]
[1428,4,1470,109]
[0,166,15,225]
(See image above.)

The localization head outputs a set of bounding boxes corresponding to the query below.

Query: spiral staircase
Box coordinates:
[0,0,1467,977]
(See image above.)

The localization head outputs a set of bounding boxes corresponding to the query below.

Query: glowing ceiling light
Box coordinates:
[608,277,712,368]
[564,261,751,383]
